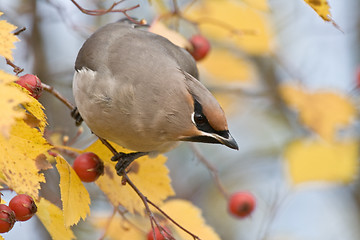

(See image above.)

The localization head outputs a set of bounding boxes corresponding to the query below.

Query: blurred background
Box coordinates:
[1,0,360,239]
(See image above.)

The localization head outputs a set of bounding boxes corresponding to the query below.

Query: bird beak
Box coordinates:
[180,130,239,150]
[214,132,239,150]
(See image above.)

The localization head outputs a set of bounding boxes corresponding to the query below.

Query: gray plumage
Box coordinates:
[73,22,237,154]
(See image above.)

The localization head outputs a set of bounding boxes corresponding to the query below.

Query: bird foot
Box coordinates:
[111,152,148,176]
[71,107,83,126]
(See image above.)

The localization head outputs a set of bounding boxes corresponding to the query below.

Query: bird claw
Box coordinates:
[112,152,148,176]
[71,107,83,126]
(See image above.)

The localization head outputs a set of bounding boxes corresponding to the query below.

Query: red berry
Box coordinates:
[147,226,172,240]
[16,74,43,99]
[356,66,360,89]
[73,152,104,182]
[9,194,37,221]
[0,204,15,233]
[228,192,256,218]
[189,34,211,61]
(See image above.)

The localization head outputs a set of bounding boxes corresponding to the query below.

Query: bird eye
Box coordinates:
[193,113,206,125]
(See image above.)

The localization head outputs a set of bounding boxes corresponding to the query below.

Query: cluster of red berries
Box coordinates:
[0,194,37,233]
[73,152,104,182]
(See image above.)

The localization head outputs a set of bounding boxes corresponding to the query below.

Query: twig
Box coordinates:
[41,83,75,110]
[96,138,166,239]
[70,0,142,24]
[147,198,201,240]
[123,173,172,240]
[14,27,26,36]
[189,143,229,199]
[5,58,24,76]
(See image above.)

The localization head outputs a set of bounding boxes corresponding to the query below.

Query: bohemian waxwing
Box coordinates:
[72,21,238,174]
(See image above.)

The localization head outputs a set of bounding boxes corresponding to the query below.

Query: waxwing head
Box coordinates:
[177,70,238,150]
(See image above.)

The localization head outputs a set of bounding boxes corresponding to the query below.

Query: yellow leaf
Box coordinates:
[86,140,174,214]
[241,0,269,11]
[149,20,191,49]
[280,84,356,141]
[12,82,47,132]
[186,0,272,54]
[159,199,220,240]
[0,80,31,138]
[0,13,19,61]
[92,215,146,240]
[199,48,253,82]
[36,198,75,240]
[0,235,3,240]
[56,155,91,226]
[0,120,51,197]
[0,70,17,84]
[304,0,331,21]
[285,139,358,184]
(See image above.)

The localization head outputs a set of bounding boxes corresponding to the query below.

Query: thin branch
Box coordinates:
[97,138,171,239]
[14,27,26,36]
[98,137,118,155]
[99,138,206,240]
[41,83,75,110]
[147,199,201,240]
[189,143,229,199]
[5,58,24,76]
[71,0,123,15]
[70,0,142,24]
[123,174,173,240]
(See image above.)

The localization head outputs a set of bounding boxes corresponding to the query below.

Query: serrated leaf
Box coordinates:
[304,0,331,21]
[0,13,19,60]
[285,139,358,184]
[159,199,221,240]
[0,79,31,138]
[186,0,272,54]
[86,140,174,214]
[12,82,47,132]
[280,84,356,141]
[56,155,91,226]
[36,198,75,240]
[0,120,51,197]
